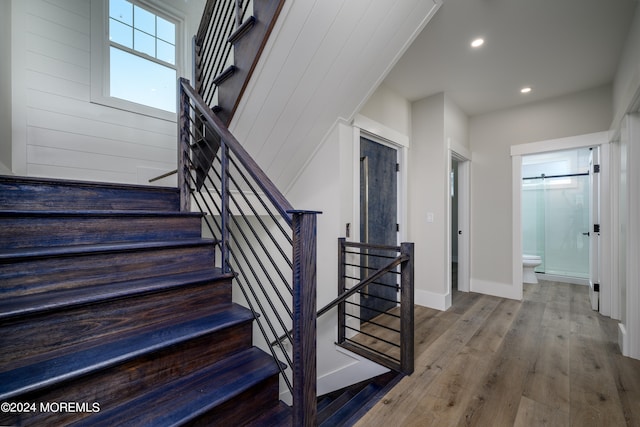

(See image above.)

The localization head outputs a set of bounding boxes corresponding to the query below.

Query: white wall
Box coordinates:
[618,113,640,360]
[283,83,415,391]
[444,95,469,149]
[358,83,412,138]
[613,6,640,128]
[612,4,640,360]
[9,0,204,184]
[469,85,612,298]
[0,0,12,172]
[408,93,468,309]
[230,0,442,192]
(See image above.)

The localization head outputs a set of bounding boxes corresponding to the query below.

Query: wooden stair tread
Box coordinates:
[212,65,237,86]
[0,209,205,218]
[0,176,181,212]
[319,383,380,427]
[228,15,256,44]
[0,175,178,192]
[246,400,292,426]
[0,238,216,261]
[0,304,254,401]
[0,269,231,320]
[68,347,280,427]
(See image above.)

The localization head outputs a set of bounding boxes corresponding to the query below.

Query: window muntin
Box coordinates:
[104,0,179,114]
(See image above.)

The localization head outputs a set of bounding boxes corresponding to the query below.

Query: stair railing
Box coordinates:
[335,238,414,375]
[194,0,252,108]
[272,238,415,375]
[178,77,317,426]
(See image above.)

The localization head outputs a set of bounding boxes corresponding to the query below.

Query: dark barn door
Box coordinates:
[360,137,398,323]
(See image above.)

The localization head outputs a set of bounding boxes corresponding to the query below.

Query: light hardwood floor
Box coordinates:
[355,281,640,427]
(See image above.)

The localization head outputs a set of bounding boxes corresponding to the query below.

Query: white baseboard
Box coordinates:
[470,278,522,301]
[619,323,628,357]
[415,288,450,311]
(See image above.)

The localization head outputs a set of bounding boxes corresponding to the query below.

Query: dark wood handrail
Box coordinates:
[179,78,294,224]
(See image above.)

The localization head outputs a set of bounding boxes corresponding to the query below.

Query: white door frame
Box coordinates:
[352,115,409,244]
[448,139,471,294]
[589,147,601,311]
[511,131,611,306]
[618,112,640,360]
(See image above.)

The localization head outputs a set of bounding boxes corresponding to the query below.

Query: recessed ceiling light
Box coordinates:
[520,86,532,94]
[471,38,485,48]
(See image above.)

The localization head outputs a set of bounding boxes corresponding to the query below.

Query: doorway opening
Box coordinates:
[512,132,611,314]
[449,147,470,295]
[521,147,594,285]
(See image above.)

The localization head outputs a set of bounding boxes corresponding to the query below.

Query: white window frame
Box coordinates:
[91,0,185,121]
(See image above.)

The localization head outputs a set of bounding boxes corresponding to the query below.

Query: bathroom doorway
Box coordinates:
[512,131,610,313]
[521,147,593,283]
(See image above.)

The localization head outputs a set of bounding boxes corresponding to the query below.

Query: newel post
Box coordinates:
[290,210,320,427]
[400,242,415,375]
[177,78,191,212]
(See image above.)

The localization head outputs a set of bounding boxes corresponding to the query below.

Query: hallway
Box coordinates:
[355,281,640,426]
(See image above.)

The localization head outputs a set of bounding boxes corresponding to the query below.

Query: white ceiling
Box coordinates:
[383,0,638,117]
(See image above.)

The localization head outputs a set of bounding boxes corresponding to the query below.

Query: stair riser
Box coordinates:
[190,374,280,427]
[0,245,216,297]
[0,215,203,249]
[0,177,180,212]
[1,279,232,370]
[0,322,253,427]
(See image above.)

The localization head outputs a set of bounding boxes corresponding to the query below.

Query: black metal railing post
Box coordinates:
[220,142,231,272]
[400,242,414,374]
[178,80,191,212]
[337,238,347,345]
[291,210,319,427]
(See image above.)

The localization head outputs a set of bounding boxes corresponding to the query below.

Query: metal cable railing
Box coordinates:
[178,78,318,426]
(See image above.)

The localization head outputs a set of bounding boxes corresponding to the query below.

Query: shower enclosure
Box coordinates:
[522,148,591,279]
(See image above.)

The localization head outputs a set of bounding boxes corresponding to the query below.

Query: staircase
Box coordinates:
[195,0,285,125]
[317,372,400,427]
[0,175,291,426]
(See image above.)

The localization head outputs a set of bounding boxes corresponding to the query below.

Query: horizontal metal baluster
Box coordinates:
[229,156,293,247]
[206,153,294,304]
[344,313,400,334]
[226,240,295,374]
[225,197,294,320]
[226,174,294,289]
[230,265,294,394]
[343,327,400,350]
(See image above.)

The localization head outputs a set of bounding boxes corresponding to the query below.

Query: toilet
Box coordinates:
[522,255,542,284]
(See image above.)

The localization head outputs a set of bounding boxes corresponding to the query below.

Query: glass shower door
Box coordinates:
[522,147,592,280]
[542,174,590,278]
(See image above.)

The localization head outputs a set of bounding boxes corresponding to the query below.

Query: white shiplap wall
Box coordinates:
[11,0,204,185]
[231,0,442,191]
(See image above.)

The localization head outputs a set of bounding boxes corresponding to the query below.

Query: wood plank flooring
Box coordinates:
[355,281,640,427]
